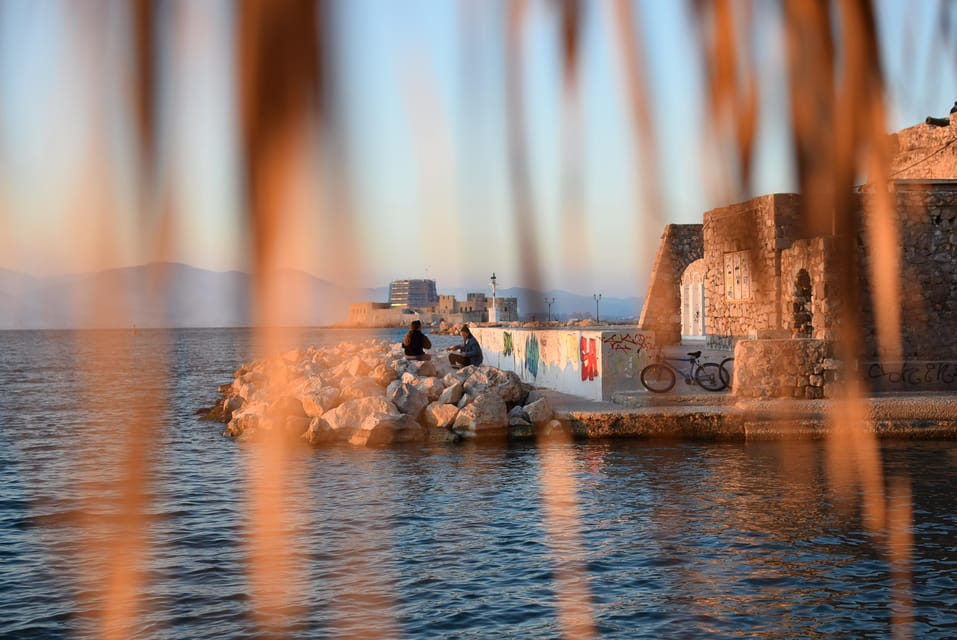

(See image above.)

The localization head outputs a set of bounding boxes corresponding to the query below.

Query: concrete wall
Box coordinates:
[474,327,656,401]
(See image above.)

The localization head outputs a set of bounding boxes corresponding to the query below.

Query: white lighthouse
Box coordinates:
[488,272,497,323]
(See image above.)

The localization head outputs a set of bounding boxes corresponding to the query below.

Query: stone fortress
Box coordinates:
[638,114,957,398]
[348,279,519,327]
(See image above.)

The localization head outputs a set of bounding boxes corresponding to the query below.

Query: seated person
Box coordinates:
[448,324,483,368]
[402,320,432,360]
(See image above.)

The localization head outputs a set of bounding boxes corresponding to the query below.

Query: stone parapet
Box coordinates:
[733,338,840,399]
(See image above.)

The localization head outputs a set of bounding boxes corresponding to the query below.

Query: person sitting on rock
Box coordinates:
[448,324,483,368]
[403,320,432,361]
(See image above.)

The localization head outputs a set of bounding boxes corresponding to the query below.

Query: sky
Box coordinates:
[1,0,956,298]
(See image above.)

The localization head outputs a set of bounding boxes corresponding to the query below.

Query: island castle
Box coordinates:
[348,278,519,327]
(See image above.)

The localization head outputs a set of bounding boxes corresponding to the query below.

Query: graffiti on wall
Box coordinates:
[867,362,957,387]
[601,333,652,352]
[601,332,652,379]
[580,337,598,381]
[503,332,514,357]
[526,335,540,378]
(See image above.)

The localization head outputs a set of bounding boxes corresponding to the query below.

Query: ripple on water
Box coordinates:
[5,330,957,638]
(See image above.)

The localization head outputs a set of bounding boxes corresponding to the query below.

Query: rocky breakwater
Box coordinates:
[203,339,563,446]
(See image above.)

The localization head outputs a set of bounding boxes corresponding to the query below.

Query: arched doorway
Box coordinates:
[681,259,707,339]
[793,269,813,338]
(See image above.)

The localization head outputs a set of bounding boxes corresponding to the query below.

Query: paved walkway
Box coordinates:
[538,386,957,440]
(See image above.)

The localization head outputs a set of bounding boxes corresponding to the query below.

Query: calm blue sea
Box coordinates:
[2,328,957,639]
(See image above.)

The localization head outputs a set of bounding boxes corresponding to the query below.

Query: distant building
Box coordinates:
[349,276,520,327]
[461,293,487,314]
[347,302,420,327]
[389,279,438,308]
[491,296,519,322]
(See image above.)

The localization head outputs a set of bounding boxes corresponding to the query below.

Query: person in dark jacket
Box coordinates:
[403,320,432,360]
[448,324,483,368]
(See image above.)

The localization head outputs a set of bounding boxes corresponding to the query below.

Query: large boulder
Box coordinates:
[423,402,459,429]
[225,403,263,437]
[508,405,532,427]
[372,364,398,387]
[349,413,425,446]
[437,381,463,405]
[222,394,244,422]
[234,370,266,401]
[486,368,528,404]
[387,382,430,420]
[284,415,312,438]
[452,392,508,439]
[267,396,307,421]
[334,355,372,379]
[300,386,341,416]
[523,396,553,426]
[322,397,400,442]
[405,359,438,378]
[338,376,387,403]
[416,377,446,402]
[303,416,335,445]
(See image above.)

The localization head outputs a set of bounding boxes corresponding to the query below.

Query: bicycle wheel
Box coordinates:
[641,363,676,393]
[695,362,725,391]
[718,357,735,390]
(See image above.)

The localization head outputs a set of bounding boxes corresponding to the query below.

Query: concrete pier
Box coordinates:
[540,388,957,440]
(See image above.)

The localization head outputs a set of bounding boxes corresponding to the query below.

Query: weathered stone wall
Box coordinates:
[888,113,957,180]
[780,237,843,341]
[733,339,842,399]
[638,224,703,345]
[703,194,802,349]
[857,181,957,359]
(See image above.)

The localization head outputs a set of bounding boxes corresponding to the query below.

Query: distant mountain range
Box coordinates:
[0,263,643,329]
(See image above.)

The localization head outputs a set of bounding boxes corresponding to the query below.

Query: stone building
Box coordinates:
[639,117,957,397]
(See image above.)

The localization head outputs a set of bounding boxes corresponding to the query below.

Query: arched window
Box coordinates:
[793,269,813,338]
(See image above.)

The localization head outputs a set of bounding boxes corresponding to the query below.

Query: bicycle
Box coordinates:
[640,350,726,393]
[718,357,734,390]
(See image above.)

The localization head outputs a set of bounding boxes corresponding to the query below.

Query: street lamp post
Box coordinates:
[545,297,555,322]
[593,293,602,323]
[489,272,497,323]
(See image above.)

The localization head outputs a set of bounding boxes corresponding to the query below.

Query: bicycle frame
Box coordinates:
[640,350,726,393]
[659,356,700,382]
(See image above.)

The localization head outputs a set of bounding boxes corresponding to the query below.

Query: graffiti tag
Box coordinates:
[503,332,514,357]
[580,337,598,381]
[867,362,957,386]
[601,333,652,353]
[526,335,540,378]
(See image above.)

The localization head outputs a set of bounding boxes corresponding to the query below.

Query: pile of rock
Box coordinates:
[209,339,563,446]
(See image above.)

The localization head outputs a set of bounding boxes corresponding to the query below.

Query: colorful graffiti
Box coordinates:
[564,334,581,370]
[580,337,598,381]
[601,333,652,353]
[503,332,514,357]
[525,335,540,377]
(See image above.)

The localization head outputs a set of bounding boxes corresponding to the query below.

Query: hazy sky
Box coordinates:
[0,1,954,297]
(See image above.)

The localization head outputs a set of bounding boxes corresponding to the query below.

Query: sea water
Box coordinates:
[2,328,957,638]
